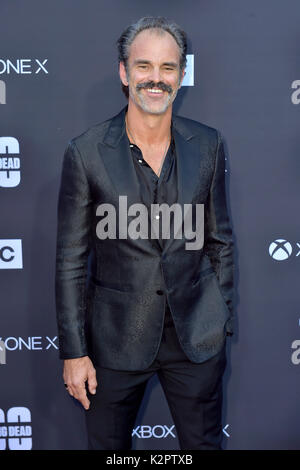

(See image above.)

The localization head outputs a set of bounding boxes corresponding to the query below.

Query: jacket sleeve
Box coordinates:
[204,131,235,335]
[55,140,93,359]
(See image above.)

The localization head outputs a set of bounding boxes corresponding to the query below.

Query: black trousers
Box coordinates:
[85,304,227,450]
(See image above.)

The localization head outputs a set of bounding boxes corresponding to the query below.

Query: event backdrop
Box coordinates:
[0,0,299,450]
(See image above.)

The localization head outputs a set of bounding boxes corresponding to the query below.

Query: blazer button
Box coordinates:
[156,289,164,295]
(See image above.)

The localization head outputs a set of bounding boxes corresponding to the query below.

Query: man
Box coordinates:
[55,16,235,450]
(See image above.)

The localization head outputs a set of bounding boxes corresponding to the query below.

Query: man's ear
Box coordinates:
[119,61,129,86]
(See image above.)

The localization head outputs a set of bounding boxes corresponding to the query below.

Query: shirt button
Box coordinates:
[155,215,160,219]
[138,159,143,163]
[156,290,164,295]
[130,144,134,148]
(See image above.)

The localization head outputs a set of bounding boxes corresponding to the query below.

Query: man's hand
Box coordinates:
[63,356,97,410]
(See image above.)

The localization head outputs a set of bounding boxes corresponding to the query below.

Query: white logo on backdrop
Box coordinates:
[0,336,58,351]
[0,59,48,75]
[269,239,292,261]
[132,425,176,439]
[131,422,231,439]
[0,239,23,269]
[182,54,194,87]
[0,80,5,104]
[222,424,230,437]
[0,137,21,187]
[0,407,32,450]
[0,341,6,365]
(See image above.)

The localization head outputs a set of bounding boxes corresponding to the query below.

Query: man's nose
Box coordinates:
[148,67,162,84]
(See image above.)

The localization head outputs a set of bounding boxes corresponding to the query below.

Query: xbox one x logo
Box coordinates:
[269,239,292,261]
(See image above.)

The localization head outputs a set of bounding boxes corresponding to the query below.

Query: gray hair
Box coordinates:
[117,16,187,98]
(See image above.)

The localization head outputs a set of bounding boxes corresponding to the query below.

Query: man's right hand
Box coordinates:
[63,356,97,410]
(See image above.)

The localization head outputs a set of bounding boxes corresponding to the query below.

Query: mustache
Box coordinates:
[136,81,173,94]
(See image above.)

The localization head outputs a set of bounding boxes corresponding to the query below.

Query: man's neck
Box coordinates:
[126,101,172,147]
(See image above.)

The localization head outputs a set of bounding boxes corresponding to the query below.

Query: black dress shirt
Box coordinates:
[126,125,177,327]
[126,125,177,251]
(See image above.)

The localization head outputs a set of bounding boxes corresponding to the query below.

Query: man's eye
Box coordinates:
[138,65,147,69]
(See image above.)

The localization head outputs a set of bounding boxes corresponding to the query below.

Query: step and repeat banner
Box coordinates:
[0,0,299,450]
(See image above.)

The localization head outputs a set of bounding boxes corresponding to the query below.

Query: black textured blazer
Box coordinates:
[55,106,235,371]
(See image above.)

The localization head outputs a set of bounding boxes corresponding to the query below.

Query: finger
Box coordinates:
[87,370,98,395]
[64,383,75,397]
[78,393,90,410]
[67,386,75,397]
[73,385,90,410]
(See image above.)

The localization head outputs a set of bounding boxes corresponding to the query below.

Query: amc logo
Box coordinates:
[132,425,176,439]
[0,239,23,269]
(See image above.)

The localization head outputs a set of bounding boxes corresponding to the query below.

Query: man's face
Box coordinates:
[120,29,185,115]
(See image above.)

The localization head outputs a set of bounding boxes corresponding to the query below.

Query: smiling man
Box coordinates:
[55,16,235,450]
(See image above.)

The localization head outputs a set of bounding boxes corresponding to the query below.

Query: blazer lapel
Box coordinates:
[161,115,202,254]
[100,107,162,252]
[100,107,141,210]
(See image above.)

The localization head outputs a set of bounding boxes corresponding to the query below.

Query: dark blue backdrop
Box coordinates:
[0,0,299,450]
